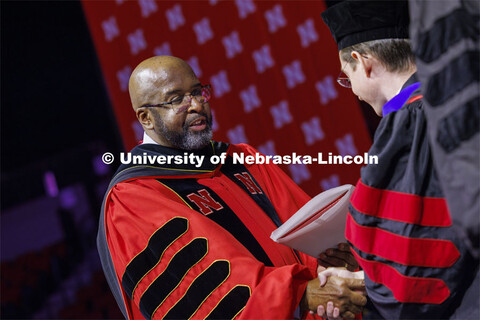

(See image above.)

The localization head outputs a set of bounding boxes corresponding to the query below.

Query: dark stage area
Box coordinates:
[2,1,124,318]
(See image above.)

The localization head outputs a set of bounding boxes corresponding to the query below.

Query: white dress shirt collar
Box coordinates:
[142,132,159,145]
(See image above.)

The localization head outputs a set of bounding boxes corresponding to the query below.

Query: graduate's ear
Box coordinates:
[136,108,154,130]
[351,51,373,78]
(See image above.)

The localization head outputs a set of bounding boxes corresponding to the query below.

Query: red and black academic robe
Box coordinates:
[97,141,318,319]
[347,75,476,319]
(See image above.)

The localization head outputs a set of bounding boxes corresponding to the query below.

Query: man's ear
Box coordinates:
[136,108,154,130]
[351,51,373,78]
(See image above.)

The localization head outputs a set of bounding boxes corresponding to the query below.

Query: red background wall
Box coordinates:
[82,0,372,196]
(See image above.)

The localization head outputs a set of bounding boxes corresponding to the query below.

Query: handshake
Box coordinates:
[300,243,367,319]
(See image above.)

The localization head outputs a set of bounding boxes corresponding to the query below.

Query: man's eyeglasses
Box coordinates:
[142,84,212,113]
[337,71,351,88]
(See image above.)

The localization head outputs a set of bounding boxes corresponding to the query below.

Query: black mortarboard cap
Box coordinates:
[321,0,410,50]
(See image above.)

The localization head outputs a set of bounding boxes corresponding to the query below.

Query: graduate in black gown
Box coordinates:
[318,1,477,319]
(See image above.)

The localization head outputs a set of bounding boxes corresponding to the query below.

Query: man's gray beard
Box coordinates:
[154,112,213,150]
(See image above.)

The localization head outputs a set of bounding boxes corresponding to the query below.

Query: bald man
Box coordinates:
[129,56,213,150]
[97,56,366,320]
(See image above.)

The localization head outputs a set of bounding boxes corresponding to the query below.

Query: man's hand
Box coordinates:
[300,276,366,319]
[315,268,365,319]
[318,243,359,272]
[316,302,341,320]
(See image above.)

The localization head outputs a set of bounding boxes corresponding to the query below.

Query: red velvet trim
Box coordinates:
[346,214,460,267]
[351,180,452,227]
[351,250,450,304]
[406,95,423,104]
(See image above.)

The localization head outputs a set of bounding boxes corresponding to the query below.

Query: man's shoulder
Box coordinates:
[375,96,426,140]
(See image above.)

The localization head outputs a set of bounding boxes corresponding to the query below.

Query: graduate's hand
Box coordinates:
[318,268,365,287]
[316,302,342,320]
[309,302,343,320]
[301,276,366,319]
[318,243,359,272]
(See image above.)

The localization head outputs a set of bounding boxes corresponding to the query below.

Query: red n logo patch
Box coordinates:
[186,189,224,215]
[234,172,263,194]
